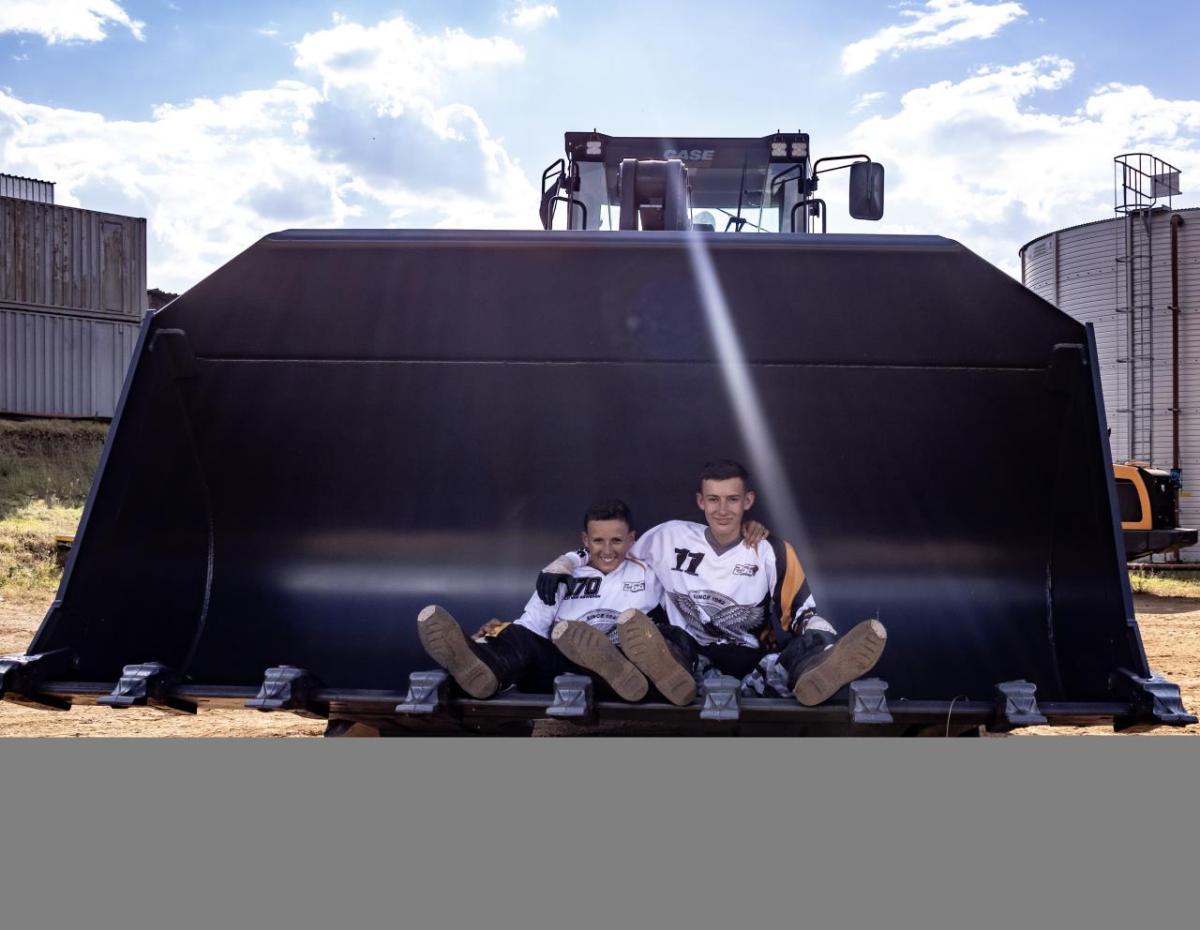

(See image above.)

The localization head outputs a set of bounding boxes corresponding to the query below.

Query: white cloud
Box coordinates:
[846,56,1200,276]
[294,14,524,105]
[508,3,559,29]
[0,83,337,289]
[0,14,537,292]
[293,15,534,223]
[0,0,145,44]
[842,0,1026,74]
[851,91,887,113]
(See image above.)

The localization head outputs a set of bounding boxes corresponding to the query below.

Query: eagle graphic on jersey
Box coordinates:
[580,608,621,643]
[668,590,766,645]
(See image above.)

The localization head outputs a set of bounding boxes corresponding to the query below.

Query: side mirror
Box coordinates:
[849,162,885,220]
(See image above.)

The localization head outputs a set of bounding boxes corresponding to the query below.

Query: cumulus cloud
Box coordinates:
[841,0,1026,74]
[294,14,524,104]
[293,14,534,224]
[0,13,537,292]
[0,0,145,44]
[846,56,1200,275]
[508,3,559,29]
[0,82,339,289]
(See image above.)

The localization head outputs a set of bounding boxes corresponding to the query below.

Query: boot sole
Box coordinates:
[793,618,887,707]
[416,605,499,699]
[616,610,697,707]
[551,621,649,702]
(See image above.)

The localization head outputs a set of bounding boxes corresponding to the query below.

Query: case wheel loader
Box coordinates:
[2,131,1194,735]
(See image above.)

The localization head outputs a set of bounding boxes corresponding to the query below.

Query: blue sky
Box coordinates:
[2,0,1198,291]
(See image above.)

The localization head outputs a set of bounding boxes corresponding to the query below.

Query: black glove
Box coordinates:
[536,572,571,606]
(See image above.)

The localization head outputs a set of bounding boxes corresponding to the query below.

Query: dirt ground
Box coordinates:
[2,591,1197,737]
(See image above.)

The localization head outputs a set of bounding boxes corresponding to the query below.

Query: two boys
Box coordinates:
[418,461,886,706]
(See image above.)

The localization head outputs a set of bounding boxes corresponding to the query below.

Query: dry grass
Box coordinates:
[1128,571,1200,599]
[0,418,106,597]
[0,500,82,593]
[0,418,106,513]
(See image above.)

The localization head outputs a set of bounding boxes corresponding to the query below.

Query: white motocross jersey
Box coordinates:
[514,556,663,642]
[555,520,817,649]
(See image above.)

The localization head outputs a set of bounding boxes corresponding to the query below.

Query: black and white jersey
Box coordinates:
[555,520,818,649]
[514,556,663,642]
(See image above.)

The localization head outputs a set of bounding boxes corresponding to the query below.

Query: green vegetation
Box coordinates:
[0,418,107,597]
[1129,570,1200,599]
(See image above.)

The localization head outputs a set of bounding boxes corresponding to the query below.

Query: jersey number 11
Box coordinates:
[672,548,705,575]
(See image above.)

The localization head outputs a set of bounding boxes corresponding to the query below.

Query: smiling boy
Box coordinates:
[416,499,662,701]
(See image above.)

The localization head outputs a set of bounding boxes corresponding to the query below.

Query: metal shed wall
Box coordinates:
[0,196,147,319]
[0,175,54,204]
[0,306,139,418]
[1022,207,1200,557]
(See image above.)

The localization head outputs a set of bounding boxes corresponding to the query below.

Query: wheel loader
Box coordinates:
[2,131,1195,735]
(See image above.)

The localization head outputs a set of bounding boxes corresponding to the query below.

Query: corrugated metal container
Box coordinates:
[1021,207,1200,557]
[0,196,147,319]
[0,174,54,204]
[0,307,139,418]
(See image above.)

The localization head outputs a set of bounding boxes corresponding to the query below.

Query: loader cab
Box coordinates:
[540,131,885,233]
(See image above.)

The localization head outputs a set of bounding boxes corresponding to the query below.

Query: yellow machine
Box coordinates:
[1114,463,1196,559]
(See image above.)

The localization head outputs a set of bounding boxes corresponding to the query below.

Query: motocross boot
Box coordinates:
[783,619,887,706]
[416,605,500,699]
[616,609,698,706]
[551,620,649,702]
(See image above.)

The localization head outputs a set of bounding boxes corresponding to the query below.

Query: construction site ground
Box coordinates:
[2,588,1196,737]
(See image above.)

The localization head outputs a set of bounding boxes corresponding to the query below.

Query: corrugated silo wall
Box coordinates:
[1022,207,1200,558]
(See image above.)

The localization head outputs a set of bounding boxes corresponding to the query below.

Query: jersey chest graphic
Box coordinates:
[667,589,766,645]
[578,608,621,641]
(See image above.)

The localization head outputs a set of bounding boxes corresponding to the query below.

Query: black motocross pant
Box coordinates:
[474,623,577,693]
[659,626,767,679]
[661,624,836,685]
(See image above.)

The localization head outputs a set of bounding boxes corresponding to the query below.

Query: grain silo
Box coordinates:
[1021,154,1199,559]
[1,174,145,418]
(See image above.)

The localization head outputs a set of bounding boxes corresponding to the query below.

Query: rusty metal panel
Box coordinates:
[0,197,146,318]
[0,306,139,417]
[0,174,54,204]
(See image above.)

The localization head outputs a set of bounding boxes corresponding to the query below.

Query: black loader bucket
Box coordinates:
[3,230,1194,735]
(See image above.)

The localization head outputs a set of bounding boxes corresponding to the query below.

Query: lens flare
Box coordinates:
[684,231,811,555]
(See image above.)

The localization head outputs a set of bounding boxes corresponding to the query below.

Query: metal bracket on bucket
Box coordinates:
[700,676,741,722]
[149,328,198,379]
[98,662,197,714]
[1112,669,1198,732]
[850,678,893,725]
[0,649,73,711]
[395,670,450,715]
[991,679,1047,731]
[1046,343,1087,395]
[246,666,327,719]
[546,673,594,719]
